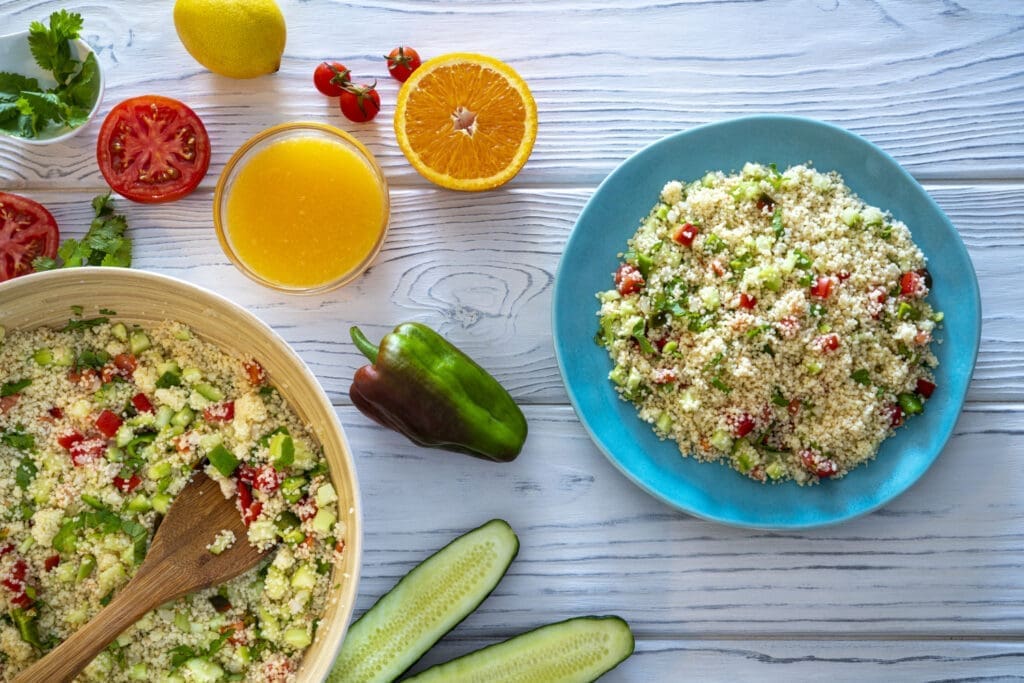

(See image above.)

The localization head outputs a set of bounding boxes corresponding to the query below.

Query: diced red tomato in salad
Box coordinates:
[900,271,926,297]
[886,404,904,428]
[203,401,235,423]
[614,263,645,295]
[48,406,63,419]
[800,449,838,478]
[113,353,138,374]
[738,293,757,309]
[810,276,833,299]
[731,413,756,438]
[672,222,698,247]
[131,393,154,414]
[815,333,840,352]
[69,437,106,466]
[113,474,142,494]
[243,359,266,386]
[915,378,936,398]
[44,555,60,572]
[95,409,123,437]
[252,466,281,494]
[243,501,262,526]
[57,430,84,450]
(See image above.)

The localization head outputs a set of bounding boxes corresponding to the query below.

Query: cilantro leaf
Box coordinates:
[27,11,84,84]
[64,52,100,109]
[92,192,115,216]
[57,237,91,267]
[3,11,95,139]
[17,91,69,135]
[0,72,42,102]
[34,194,132,271]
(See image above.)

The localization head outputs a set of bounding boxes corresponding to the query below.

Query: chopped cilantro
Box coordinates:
[851,369,872,385]
[60,316,109,332]
[0,11,100,139]
[33,193,132,272]
[2,428,35,450]
[1,378,31,396]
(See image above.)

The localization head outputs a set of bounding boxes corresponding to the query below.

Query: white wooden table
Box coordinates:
[2,1,1022,680]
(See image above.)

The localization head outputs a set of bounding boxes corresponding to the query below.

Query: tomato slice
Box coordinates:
[96,95,211,204]
[0,192,59,282]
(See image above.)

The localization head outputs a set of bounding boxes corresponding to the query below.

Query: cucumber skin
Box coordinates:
[327,519,520,683]
[404,615,635,683]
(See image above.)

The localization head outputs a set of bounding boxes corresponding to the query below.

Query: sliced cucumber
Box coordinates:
[405,616,634,683]
[327,519,519,683]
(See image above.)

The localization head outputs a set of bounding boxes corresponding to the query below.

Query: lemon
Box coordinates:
[173,0,286,79]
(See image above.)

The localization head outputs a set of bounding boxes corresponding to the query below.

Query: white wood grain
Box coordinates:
[5,185,1019,403]
[347,404,1024,637]
[409,638,1024,682]
[1,0,1023,189]
[2,0,1022,678]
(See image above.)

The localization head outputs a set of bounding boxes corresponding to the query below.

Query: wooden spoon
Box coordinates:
[13,471,268,683]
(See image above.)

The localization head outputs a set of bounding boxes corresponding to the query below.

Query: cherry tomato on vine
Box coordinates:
[313,61,351,97]
[339,83,381,123]
[386,46,421,82]
[0,192,59,282]
[96,95,211,204]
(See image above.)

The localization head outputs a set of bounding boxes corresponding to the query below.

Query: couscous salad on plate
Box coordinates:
[596,163,941,485]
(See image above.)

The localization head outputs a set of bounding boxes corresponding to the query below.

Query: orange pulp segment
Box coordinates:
[394,53,537,191]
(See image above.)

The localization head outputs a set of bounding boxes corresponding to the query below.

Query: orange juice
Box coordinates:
[218,125,389,292]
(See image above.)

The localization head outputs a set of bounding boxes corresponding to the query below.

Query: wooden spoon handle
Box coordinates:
[12,566,166,683]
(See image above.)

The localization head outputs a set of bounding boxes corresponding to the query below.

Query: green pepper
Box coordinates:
[349,324,528,462]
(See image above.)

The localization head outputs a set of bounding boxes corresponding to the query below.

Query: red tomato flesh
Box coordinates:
[96,95,211,204]
[810,276,833,299]
[70,437,106,466]
[916,378,936,398]
[203,401,235,423]
[0,192,59,282]
[900,271,925,297]
[614,264,645,295]
[672,223,698,247]
[57,431,84,450]
[95,409,123,437]
[131,393,154,413]
[739,293,757,309]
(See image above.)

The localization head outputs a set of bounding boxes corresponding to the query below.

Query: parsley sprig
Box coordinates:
[33,193,132,271]
[0,10,101,139]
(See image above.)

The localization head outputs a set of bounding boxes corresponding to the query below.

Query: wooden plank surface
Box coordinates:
[1,0,1021,679]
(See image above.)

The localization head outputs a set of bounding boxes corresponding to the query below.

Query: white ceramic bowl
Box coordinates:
[0,268,362,681]
[0,30,105,144]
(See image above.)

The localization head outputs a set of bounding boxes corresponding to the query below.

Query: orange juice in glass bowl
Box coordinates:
[214,122,390,294]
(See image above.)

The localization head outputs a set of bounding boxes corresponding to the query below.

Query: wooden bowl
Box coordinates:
[0,268,361,681]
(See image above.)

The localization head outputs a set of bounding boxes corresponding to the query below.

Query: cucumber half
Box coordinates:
[327,519,519,683]
[405,615,635,683]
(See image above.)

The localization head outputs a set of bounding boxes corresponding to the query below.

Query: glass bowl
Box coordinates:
[214,122,390,295]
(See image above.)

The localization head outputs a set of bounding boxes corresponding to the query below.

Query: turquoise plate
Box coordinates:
[552,115,980,529]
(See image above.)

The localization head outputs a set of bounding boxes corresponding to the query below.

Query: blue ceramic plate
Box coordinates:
[552,115,980,529]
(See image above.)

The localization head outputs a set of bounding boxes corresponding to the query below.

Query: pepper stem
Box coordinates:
[350,326,379,363]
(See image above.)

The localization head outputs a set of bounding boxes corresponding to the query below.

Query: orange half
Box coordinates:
[394,53,538,191]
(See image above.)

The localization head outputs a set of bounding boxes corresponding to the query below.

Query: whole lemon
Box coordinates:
[173,0,286,79]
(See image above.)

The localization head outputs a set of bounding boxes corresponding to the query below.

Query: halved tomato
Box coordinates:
[0,192,59,282]
[96,95,211,204]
